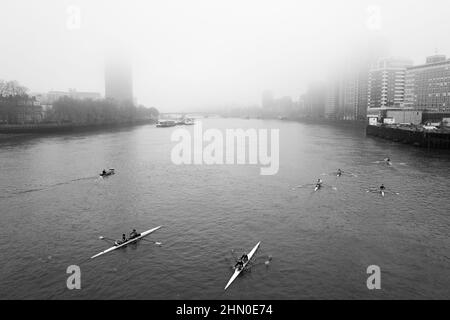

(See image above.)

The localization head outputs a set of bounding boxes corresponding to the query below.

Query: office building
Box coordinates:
[368,57,413,109]
[404,55,450,111]
[105,55,134,104]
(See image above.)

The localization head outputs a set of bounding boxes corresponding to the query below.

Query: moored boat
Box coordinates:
[156,120,177,128]
[183,118,195,125]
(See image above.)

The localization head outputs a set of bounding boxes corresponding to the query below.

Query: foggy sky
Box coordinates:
[1,0,449,112]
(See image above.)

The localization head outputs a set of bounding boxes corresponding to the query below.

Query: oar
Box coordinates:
[324,184,338,191]
[231,249,238,262]
[140,238,162,246]
[386,190,400,195]
[344,171,357,177]
[99,236,116,243]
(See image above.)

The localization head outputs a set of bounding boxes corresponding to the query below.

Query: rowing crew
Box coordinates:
[115,229,140,246]
[367,184,395,196]
[234,254,249,271]
[335,169,357,177]
[327,169,356,177]
[315,179,323,190]
[369,184,386,192]
[100,168,115,177]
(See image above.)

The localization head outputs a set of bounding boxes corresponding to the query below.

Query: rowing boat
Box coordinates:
[224,241,261,290]
[100,169,115,177]
[91,226,162,259]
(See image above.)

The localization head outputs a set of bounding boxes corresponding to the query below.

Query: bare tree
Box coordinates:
[0,80,29,97]
[0,80,7,97]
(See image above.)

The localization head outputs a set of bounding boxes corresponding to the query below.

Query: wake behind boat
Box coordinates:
[91,226,162,259]
[225,241,261,291]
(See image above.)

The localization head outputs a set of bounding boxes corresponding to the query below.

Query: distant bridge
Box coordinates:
[158,112,220,119]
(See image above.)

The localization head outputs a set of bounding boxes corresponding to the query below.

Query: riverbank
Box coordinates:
[366,124,450,149]
[0,133,27,140]
[290,117,367,129]
[234,114,367,129]
[0,119,157,134]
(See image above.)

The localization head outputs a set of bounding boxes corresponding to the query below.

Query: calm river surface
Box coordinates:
[0,118,449,299]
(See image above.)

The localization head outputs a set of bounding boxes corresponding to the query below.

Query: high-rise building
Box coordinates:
[325,35,388,120]
[262,90,275,109]
[304,83,326,119]
[404,55,450,111]
[426,55,446,64]
[105,55,133,104]
[368,57,413,109]
[324,81,339,119]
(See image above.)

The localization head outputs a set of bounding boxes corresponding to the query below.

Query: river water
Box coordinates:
[0,118,449,299]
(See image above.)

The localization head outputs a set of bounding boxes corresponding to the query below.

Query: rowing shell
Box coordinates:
[91,226,162,259]
[366,189,386,197]
[100,169,115,177]
[224,241,261,290]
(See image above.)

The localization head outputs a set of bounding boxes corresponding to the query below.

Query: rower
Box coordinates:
[337,169,342,177]
[380,184,386,191]
[115,234,127,246]
[129,229,139,239]
[235,253,249,270]
[235,260,244,271]
[102,169,107,175]
[315,179,323,189]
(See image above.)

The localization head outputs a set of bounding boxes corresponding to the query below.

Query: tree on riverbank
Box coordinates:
[0,80,42,124]
[0,80,29,98]
[1,79,160,125]
[46,97,159,124]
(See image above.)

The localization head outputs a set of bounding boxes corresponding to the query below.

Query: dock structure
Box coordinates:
[366,125,450,149]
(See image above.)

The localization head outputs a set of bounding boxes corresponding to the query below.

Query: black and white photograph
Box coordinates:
[0,0,449,311]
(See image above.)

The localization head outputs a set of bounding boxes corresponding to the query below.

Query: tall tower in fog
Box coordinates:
[105,54,134,104]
